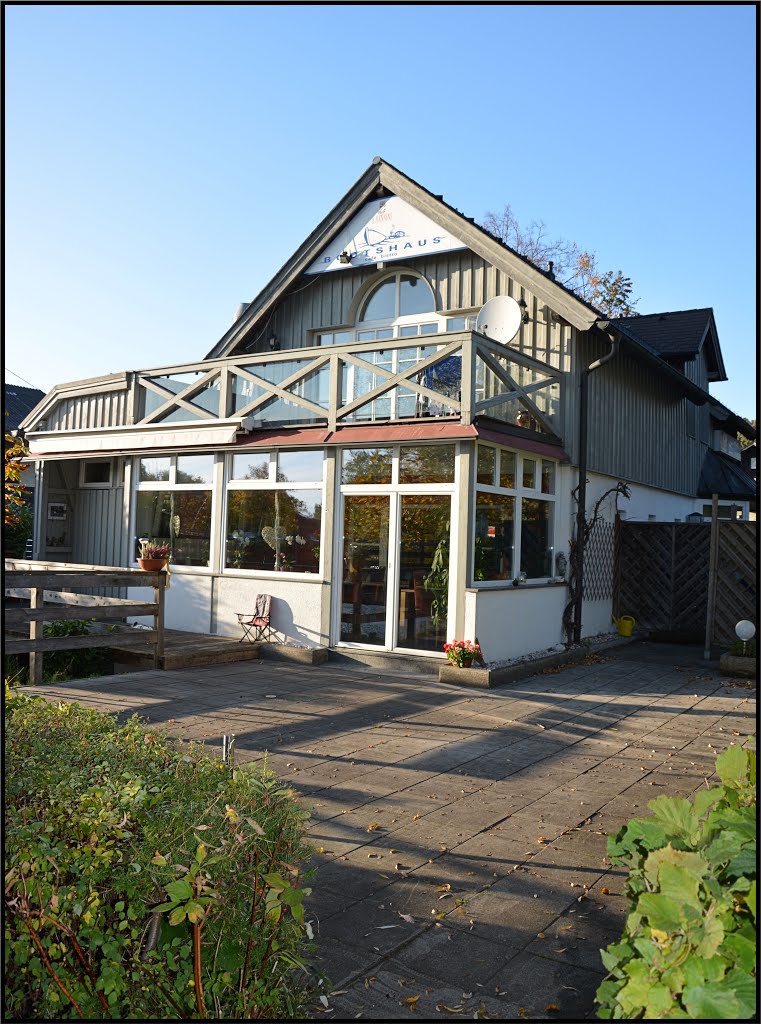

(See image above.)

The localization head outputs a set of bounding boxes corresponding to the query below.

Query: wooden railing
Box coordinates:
[131,331,562,435]
[4,561,166,684]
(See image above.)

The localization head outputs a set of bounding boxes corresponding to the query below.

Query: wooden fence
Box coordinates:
[4,561,166,684]
[613,519,756,648]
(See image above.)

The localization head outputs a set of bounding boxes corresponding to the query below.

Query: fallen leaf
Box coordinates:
[552,947,568,953]
[545,1004,560,1012]
[399,913,415,923]
[436,883,452,892]
[367,822,380,832]
[601,887,610,895]
[403,995,420,1005]
[536,932,545,938]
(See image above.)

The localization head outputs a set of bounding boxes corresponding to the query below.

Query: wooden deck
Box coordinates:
[111,629,329,671]
[111,629,262,671]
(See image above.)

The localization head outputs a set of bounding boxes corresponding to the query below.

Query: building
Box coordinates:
[5,383,45,491]
[16,158,757,663]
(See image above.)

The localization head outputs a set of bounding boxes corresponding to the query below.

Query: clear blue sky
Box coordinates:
[6,4,757,420]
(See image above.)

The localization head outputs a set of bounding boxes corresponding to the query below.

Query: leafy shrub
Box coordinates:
[729,638,756,658]
[596,741,756,1019]
[41,618,114,682]
[4,688,319,1019]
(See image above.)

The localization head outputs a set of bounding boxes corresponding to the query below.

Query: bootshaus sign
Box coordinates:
[305,196,466,273]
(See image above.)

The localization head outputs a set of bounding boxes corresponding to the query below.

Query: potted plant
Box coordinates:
[719,637,756,679]
[444,639,482,668]
[137,539,170,572]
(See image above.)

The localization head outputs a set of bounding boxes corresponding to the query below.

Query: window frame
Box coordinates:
[132,453,217,571]
[471,443,558,587]
[223,449,326,578]
[79,459,113,488]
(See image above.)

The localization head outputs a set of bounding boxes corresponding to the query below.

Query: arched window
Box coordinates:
[354,272,441,342]
[360,273,436,322]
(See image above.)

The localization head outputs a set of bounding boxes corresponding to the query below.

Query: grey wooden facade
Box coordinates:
[18,157,753,576]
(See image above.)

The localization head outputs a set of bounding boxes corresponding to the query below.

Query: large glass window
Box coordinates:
[135,454,213,567]
[520,499,553,578]
[226,490,321,573]
[399,445,455,483]
[474,492,514,581]
[473,444,557,584]
[136,491,212,567]
[225,450,324,574]
[360,273,436,322]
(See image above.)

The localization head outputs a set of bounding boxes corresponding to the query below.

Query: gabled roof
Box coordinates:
[612,308,726,381]
[205,157,601,359]
[698,448,756,500]
[4,384,46,431]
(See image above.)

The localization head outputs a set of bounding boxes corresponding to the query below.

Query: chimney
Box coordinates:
[233,302,249,323]
[547,261,555,280]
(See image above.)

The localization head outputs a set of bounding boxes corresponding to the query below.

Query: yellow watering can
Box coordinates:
[612,614,635,637]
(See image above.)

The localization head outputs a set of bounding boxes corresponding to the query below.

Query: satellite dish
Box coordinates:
[475,295,522,345]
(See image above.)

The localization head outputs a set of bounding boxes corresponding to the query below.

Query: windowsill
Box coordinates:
[467,580,567,591]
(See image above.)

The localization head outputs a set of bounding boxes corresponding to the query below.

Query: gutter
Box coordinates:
[572,322,621,644]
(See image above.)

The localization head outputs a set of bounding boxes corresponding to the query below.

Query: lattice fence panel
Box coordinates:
[672,525,711,631]
[584,521,616,600]
[713,521,757,645]
[614,523,678,630]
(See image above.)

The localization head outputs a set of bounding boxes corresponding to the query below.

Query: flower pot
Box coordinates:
[137,558,167,572]
[459,658,474,668]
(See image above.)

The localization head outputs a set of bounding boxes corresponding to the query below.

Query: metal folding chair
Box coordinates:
[236,594,275,643]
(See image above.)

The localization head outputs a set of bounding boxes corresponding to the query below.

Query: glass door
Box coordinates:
[338,492,451,654]
[340,495,391,646]
[396,495,451,653]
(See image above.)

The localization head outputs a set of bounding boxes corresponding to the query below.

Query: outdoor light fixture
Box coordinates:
[735,619,756,658]
[338,250,353,265]
[267,333,279,351]
[518,297,530,324]
[735,620,756,642]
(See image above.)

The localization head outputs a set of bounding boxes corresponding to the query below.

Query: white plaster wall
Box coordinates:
[129,573,327,646]
[586,471,721,523]
[214,575,327,647]
[467,586,568,663]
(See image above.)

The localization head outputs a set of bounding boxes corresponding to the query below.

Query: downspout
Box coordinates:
[573,322,620,644]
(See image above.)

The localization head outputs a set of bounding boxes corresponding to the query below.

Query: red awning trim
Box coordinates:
[234,420,474,448]
[28,420,569,462]
[474,425,570,462]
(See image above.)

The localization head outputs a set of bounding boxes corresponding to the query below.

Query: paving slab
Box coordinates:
[24,640,755,1020]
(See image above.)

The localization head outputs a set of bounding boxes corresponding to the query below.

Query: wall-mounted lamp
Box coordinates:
[518,297,530,324]
[267,333,279,351]
[338,250,354,265]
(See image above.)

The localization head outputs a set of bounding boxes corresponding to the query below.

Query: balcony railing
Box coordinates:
[132,330,562,436]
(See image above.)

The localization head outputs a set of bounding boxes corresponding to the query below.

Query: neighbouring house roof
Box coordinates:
[697,448,757,500]
[4,384,45,432]
[611,308,726,381]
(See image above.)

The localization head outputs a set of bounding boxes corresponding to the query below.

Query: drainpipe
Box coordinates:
[573,322,620,644]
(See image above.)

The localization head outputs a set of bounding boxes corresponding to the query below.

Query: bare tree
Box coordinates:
[482,205,638,318]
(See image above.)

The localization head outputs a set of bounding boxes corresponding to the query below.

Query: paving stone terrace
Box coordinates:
[24,641,756,1020]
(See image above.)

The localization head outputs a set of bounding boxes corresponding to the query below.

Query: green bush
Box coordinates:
[596,741,756,1019]
[729,638,756,658]
[4,688,319,1019]
[42,618,114,682]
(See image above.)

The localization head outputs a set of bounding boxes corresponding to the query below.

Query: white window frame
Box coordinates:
[471,443,558,587]
[334,442,460,654]
[132,453,218,572]
[79,459,113,488]
[223,449,326,579]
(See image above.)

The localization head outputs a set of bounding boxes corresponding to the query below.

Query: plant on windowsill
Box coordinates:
[137,539,171,572]
[444,640,481,668]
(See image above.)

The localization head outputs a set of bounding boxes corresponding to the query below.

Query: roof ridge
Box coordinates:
[613,306,713,321]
